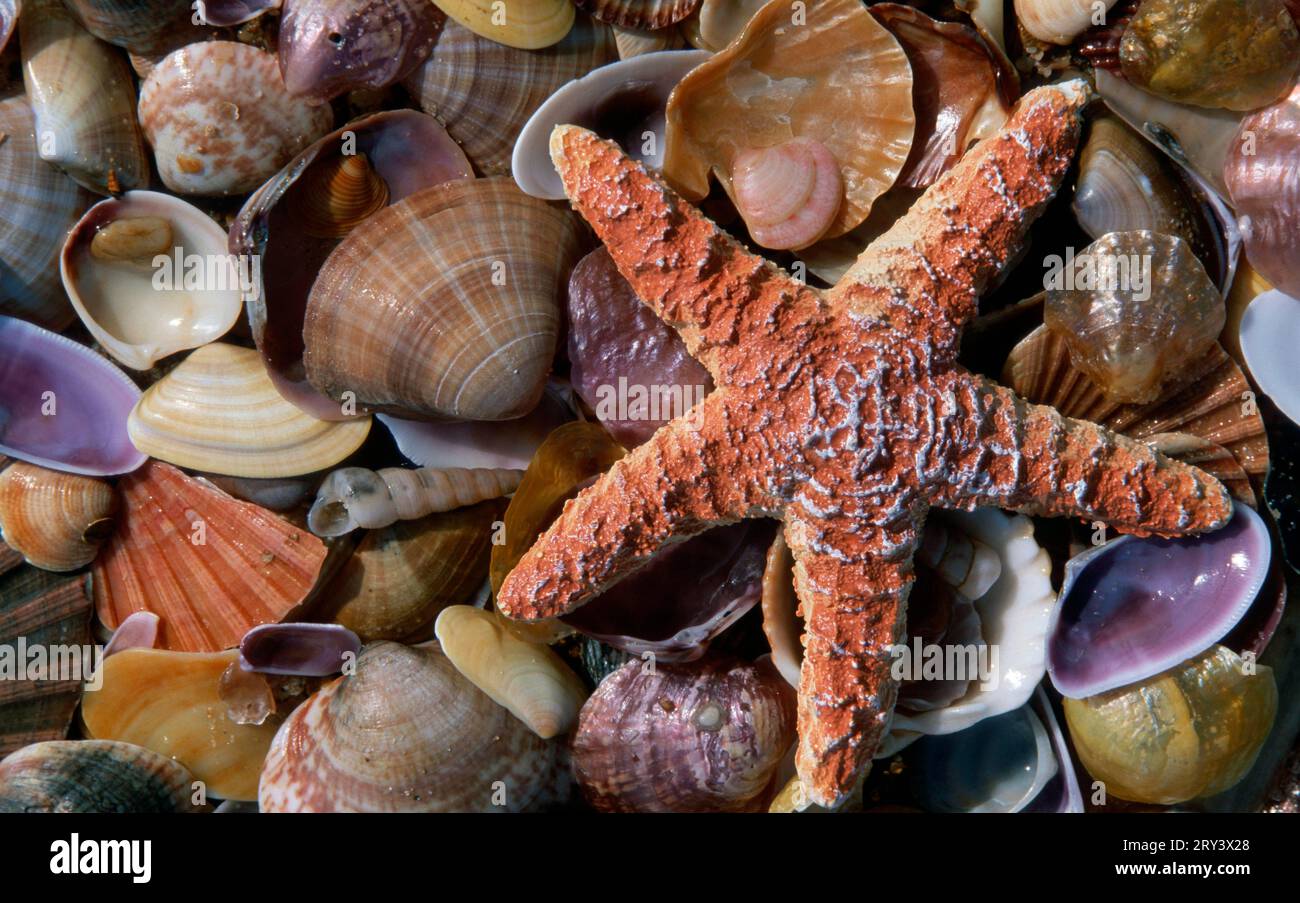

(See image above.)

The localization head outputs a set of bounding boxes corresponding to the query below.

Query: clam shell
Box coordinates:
[239,623,361,676]
[128,343,372,479]
[574,0,699,30]
[318,500,503,642]
[201,0,282,25]
[433,0,576,50]
[230,110,473,421]
[0,1,14,54]
[0,316,146,477]
[572,655,796,812]
[0,96,94,330]
[664,0,914,237]
[103,610,161,657]
[760,530,800,688]
[0,462,116,572]
[1240,290,1300,426]
[138,41,335,195]
[0,740,202,813]
[82,647,283,801]
[612,23,683,57]
[302,177,584,421]
[1023,687,1084,812]
[1014,0,1116,45]
[258,641,566,811]
[62,0,202,53]
[93,460,330,653]
[692,0,766,51]
[512,49,710,200]
[1003,326,1269,479]
[0,566,93,756]
[19,0,149,195]
[404,15,616,176]
[61,191,243,370]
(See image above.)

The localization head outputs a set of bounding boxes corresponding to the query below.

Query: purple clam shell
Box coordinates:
[1047,503,1269,699]
[103,611,161,658]
[239,623,362,676]
[0,316,146,476]
[562,520,774,662]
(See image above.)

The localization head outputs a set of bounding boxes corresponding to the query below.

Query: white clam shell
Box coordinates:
[1240,290,1300,426]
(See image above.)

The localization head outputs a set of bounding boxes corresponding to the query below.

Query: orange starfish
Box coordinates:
[496,81,1233,808]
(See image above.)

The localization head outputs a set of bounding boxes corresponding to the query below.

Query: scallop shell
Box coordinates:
[19,0,149,195]
[0,462,115,572]
[93,460,330,653]
[405,15,616,176]
[258,641,566,811]
[433,0,576,50]
[302,177,584,421]
[0,566,93,756]
[574,0,699,30]
[0,96,94,330]
[664,0,914,237]
[435,605,588,739]
[1013,0,1116,45]
[572,655,796,812]
[62,0,202,53]
[1003,326,1269,479]
[317,500,504,643]
[61,192,243,371]
[138,41,335,195]
[82,647,283,801]
[128,343,372,479]
[0,740,202,813]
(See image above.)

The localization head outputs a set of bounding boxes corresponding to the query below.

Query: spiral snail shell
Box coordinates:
[307,465,523,537]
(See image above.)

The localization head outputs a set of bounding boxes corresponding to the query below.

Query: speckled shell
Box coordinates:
[404,15,616,175]
[0,96,93,330]
[258,641,567,811]
[0,740,202,813]
[93,461,329,653]
[81,647,283,801]
[1004,326,1269,479]
[572,655,796,812]
[138,41,335,195]
[20,0,148,195]
[574,0,699,30]
[0,462,116,572]
[302,178,584,421]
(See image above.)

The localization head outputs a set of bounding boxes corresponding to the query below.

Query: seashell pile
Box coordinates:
[0,0,1295,820]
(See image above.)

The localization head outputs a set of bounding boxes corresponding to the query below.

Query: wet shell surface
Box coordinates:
[574,0,699,30]
[0,462,115,572]
[572,655,797,813]
[93,461,329,653]
[127,343,372,479]
[690,0,766,51]
[82,647,282,801]
[61,191,243,370]
[258,641,566,811]
[433,0,576,50]
[664,0,914,237]
[405,15,616,176]
[138,41,335,195]
[1239,290,1300,425]
[302,177,584,421]
[0,316,146,477]
[307,465,521,537]
[0,740,202,813]
[239,623,361,677]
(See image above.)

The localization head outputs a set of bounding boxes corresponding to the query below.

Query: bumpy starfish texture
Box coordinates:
[496,81,1234,808]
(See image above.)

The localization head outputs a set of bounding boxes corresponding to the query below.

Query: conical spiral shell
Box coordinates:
[0,462,116,572]
[298,153,391,239]
[303,177,584,421]
[258,641,566,811]
[0,739,202,813]
[307,465,522,537]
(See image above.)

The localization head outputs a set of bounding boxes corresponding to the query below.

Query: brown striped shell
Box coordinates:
[297,153,391,239]
[404,15,616,175]
[0,740,203,813]
[1145,432,1256,508]
[574,0,700,30]
[0,461,116,572]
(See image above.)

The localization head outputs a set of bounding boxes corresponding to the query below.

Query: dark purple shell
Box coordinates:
[567,246,714,447]
[1048,503,1269,699]
[239,623,361,676]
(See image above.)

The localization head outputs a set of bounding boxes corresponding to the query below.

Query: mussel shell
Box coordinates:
[0,740,203,813]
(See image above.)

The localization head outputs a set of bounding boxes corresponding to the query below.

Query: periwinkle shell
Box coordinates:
[1048,503,1269,699]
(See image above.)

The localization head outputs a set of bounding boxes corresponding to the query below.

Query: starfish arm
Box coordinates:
[934,374,1233,536]
[828,80,1090,353]
[497,392,779,622]
[783,502,921,809]
[549,125,828,385]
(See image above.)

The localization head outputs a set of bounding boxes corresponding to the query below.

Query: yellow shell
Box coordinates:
[127,343,372,479]
[433,0,575,50]
[1063,645,1276,805]
[0,461,115,572]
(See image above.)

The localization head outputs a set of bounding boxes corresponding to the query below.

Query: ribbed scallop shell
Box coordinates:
[138,41,334,195]
[0,740,202,813]
[81,647,283,801]
[0,462,116,572]
[303,178,584,421]
[128,343,372,479]
[0,566,92,756]
[93,460,329,652]
[431,0,575,50]
[1003,326,1269,479]
[258,641,566,811]
[404,15,616,175]
[0,97,93,330]
[62,0,202,53]
[664,0,914,237]
[575,0,699,29]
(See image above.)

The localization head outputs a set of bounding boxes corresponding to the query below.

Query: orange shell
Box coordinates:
[92,461,328,652]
